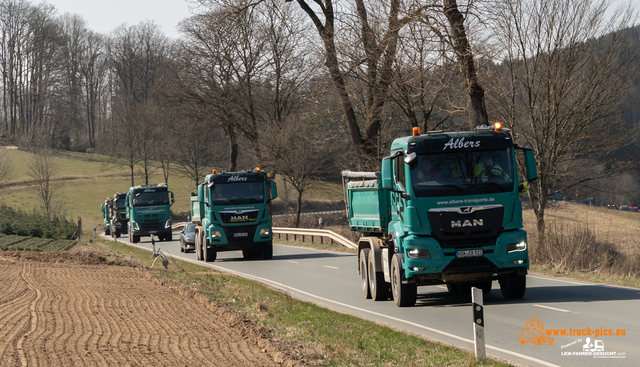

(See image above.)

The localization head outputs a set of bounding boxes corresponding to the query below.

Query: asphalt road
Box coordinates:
[109,233,639,367]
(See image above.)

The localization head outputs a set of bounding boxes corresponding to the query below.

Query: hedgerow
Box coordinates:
[0,205,77,240]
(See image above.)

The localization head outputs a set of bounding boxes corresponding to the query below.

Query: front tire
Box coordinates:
[203,237,216,262]
[391,254,417,307]
[360,249,371,299]
[500,272,526,299]
[261,241,273,260]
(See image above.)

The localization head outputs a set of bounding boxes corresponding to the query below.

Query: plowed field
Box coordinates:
[0,254,299,367]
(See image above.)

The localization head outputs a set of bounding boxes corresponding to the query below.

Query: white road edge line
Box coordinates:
[207,263,561,367]
[532,304,572,313]
[123,240,561,367]
[324,265,339,269]
[528,275,590,286]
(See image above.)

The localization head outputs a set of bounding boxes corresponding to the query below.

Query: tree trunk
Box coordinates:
[443,0,488,129]
[295,189,303,228]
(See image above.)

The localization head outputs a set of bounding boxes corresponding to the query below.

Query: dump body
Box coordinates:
[346,125,537,306]
[190,169,277,262]
[125,184,174,243]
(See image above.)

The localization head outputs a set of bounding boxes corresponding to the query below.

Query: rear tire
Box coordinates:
[368,250,389,301]
[477,281,493,293]
[105,228,110,236]
[391,254,417,307]
[360,249,371,299]
[166,234,172,242]
[500,273,526,299]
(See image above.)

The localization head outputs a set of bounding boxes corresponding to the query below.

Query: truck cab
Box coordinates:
[126,184,174,243]
[191,168,277,262]
[100,198,112,235]
[109,192,129,238]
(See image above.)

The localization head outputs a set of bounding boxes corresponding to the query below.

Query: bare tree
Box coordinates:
[28,150,61,217]
[486,0,640,241]
[263,113,341,227]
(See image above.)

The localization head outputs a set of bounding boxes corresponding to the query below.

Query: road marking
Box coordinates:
[121,240,561,367]
[532,304,571,313]
[202,264,561,367]
[288,260,299,264]
[324,266,339,269]
[528,275,590,286]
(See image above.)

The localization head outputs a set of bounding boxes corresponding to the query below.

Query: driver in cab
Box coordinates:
[474,152,508,181]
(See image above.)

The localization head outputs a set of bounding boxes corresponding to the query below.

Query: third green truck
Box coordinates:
[342,123,537,307]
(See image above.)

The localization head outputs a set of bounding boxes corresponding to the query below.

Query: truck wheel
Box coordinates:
[368,250,389,301]
[132,235,140,244]
[446,284,457,293]
[105,228,110,236]
[203,237,216,262]
[195,231,202,260]
[261,241,273,260]
[114,230,120,238]
[499,273,526,299]
[391,254,417,307]
[166,234,172,242]
[359,249,371,299]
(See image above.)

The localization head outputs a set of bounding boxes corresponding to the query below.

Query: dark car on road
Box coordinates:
[180,222,196,253]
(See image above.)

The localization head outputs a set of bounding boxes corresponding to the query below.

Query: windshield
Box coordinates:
[410,149,514,197]
[114,198,126,209]
[185,222,196,233]
[210,181,264,205]
[131,190,169,207]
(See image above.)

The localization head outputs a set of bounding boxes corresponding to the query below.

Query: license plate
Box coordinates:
[149,230,157,234]
[456,249,483,258]
[233,232,248,238]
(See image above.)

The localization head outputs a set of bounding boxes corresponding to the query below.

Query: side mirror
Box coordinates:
[523,149,538,182]
[381,157,393,190]
[269,181,278,201]
[198,185,205,202]
[170,192,175,205]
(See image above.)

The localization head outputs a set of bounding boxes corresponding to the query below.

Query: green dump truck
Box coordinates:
[100,198,112,235]
[343,123,537,307]
[109,191,129,238]
[191,168,277,262]
[126,183,174,243]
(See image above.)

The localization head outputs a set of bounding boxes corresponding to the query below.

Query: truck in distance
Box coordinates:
[343,123,537,307]
[191,168,277,262]
[126,183,174,243]
[109,191,129,238]
[100,198,112,235]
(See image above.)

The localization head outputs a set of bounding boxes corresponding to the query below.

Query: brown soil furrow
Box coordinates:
[15,263,43,367]
[0,259,291,367]
[0,263,34,366]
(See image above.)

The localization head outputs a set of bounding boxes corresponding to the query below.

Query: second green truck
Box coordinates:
[191,168,277,262]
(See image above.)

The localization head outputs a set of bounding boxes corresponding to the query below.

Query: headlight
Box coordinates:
[407,248,431,259]
[165,219,172,228]
[260,228,270,235]
[211,231,221,238]
[507,241,527,253]
[132,221,140,230]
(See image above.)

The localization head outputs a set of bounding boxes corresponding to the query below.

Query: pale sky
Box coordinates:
[41,0,195,39]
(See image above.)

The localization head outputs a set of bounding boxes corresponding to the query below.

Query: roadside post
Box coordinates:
[472,287,486,360]
[93,225,97,238]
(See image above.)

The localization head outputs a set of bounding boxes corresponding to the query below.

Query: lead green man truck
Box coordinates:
[343,123,537,307]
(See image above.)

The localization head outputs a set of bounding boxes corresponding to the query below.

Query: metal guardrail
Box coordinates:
[272,227,357,249]
[171,222,357,250]
[272,210,344,218]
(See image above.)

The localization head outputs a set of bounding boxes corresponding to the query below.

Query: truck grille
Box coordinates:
[427,205,504,248]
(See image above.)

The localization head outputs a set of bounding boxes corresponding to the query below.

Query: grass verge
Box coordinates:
[76,238,510,367]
